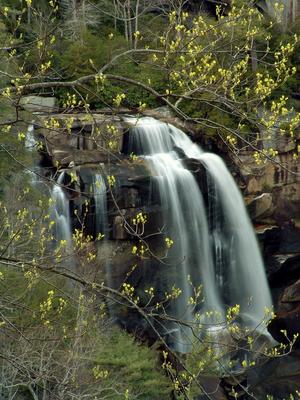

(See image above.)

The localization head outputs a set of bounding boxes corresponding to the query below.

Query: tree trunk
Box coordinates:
[123,3,128,43]
[251,39,258,73]
[134,0,139,49]
[127,0,133,48]
[113,0,117,29]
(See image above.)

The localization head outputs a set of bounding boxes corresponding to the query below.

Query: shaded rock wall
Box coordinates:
[34,110,300,397]
[36,111,300,334]
[235,148,300,224]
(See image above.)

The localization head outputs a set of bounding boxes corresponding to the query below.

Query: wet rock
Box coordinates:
[268,278,300,346]
[281,279,300,303]
[278,225,300,253]
[184,158,209,206]
[116,187,140,209]
[256,223,300,282]
[44,145,116,167]
[195,376,227,400]
[256,224,281,254]
[273,196,300,226]
[270,253,300,279]
[267,252,300,309]
[248,350,300,399]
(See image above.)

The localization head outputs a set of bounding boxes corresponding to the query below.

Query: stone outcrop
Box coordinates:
[33,109,300,398]
[20,95,58,112]
[236,148,300,224]
[34,113,129,167]
[268,267,300,346]
[246,192,275,221]
[248,349,300,398]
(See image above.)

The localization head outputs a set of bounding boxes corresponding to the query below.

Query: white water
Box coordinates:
[25,125,70,243]
[25,124,36,150]
[50,172,73,259]
[200,153,272,328]
[93,174,108,237]
[125,117,273,353]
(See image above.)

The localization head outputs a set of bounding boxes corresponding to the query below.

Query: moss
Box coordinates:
[90,327,172,399]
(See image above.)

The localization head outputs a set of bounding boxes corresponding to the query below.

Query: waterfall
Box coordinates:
[93,174,108,237]
[25,124,39,185]
[50,172,73,263]
[92,173,115,296]
[199,154,272,328]
[124,117,273,354]
[25,124,51,202]
[25,124,36,150]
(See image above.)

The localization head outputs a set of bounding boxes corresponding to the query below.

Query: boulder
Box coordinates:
[20,96,58,112]
[50,148,112,167]
[268,278,300,346]
[36,113,127,153]
[232,137,300,222]
[269,254,300,280]
[246,193,274,221]
[248,350,300,399]
[113,213,128,240]
[256,224,281,253]
[196,376,227,400]
[281,279,300,303]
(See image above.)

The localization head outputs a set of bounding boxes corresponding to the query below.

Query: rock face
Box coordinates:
[256,221,300,347]
[246,193,275,221]
[34,113,128,167]
[35,109,300,397]
[268,276,300,346]
[20,96,58,112]
[235,149,300,223]
[248,349,300,399]
[210,127,300,395]
[230,132,300,348]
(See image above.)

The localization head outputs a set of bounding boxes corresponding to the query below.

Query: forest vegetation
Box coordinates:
[0,1,300,399]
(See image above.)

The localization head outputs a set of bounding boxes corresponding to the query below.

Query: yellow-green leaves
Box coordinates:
[92,366,109,380]
[132,212,147,226]
[113,93,126,107]
[226,304,240,323]
[165,237,174,248]
[107,175,116,187]
[132,212,147,236]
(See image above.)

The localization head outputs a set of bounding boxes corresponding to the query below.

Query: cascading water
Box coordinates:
[200,153,273,329]
[93,174,108,237]
[50,172,73,265]
[124,117,273,356]
[25,124,40,185]
[25,124,36,150]
[92,173,116,294]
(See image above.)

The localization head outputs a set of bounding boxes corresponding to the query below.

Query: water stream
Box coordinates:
[50,171,73,264]
[124,117,273,355]
[93,173,108,237]
[45,116,273,359]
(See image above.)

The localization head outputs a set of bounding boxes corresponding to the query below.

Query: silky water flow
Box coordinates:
[123,117,274,364]
[48,117,274,367]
